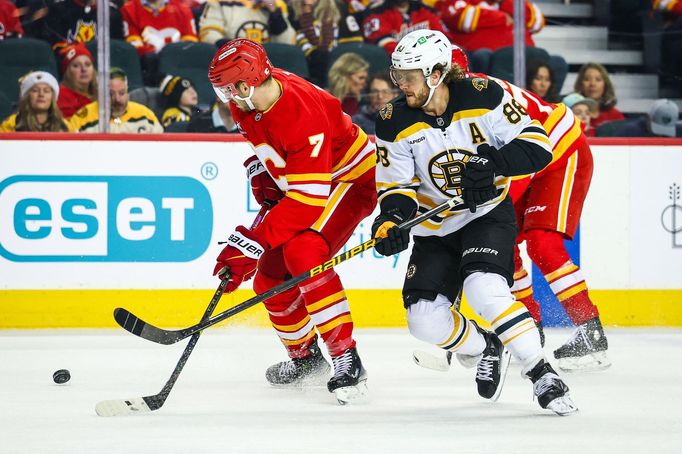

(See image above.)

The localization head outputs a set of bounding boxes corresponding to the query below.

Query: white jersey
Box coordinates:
[375,77,552,237]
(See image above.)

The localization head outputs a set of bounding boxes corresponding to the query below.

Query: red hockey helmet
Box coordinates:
[451,44,470,72]
[208,38,273,104]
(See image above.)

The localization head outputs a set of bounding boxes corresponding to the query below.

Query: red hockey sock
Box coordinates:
[525,229,600,325]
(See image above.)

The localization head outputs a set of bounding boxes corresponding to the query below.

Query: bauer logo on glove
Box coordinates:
[228,230,265,259]
[214,226,268,292]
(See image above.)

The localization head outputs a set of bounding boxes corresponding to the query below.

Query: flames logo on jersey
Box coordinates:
[67,20,96,44]
[429,148,473,197]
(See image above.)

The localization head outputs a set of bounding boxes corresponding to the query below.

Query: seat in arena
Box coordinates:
[0,38,59,105]
[86,39,144,91]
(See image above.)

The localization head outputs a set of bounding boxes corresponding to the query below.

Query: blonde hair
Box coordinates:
[290,0,340,24]
[62,60,99,100]
[327,52,369,101]
[15,85,68,132]
[574,62,617,110]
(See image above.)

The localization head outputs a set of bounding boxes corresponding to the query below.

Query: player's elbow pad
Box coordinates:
[495,140,552,176]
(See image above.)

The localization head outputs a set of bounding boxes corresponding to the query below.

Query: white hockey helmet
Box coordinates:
[390,29,452,106]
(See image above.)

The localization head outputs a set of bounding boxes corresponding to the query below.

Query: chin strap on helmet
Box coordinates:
[234,85,257,111]
[422,70,448,108]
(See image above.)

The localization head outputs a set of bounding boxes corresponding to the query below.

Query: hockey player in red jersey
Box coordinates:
[208,39,377,404]
[452,45,610,372]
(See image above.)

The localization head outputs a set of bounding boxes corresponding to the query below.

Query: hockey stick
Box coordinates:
[95,205,269,417]
[412,290,461,372]
[114,195,464,346]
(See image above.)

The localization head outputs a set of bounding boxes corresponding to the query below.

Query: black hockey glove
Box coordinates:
[371,208,411,257]
[461,145,500,213]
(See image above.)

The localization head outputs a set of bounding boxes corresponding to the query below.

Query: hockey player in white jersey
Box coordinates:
[372,29,577,415]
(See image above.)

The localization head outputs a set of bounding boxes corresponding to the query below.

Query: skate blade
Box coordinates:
[545,394,579,416]
[413,350,452,372]
[489,349,512,402]
[333,379,369,405]
[558,351,611,373]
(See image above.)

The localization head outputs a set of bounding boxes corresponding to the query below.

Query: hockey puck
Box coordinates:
[53,369,71,384]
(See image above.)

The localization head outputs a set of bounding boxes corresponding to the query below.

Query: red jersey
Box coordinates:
[0,0,23,40]
[57,84,93,119]
[653,0,682,15]
[437,0,543,51]
[469,72,584,175]
[231,69,376,249]
[121,0,197,55]
[362,1,451,55]
[591,105,625,130]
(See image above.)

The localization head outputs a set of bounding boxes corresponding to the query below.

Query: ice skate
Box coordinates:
[553,317,611,372]
[265,342,331,388]
[473,323,511,401]
[327,347,368,405]
[524,359,579,416]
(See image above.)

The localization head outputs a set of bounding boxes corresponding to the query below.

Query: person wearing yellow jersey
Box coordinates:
[69,68,163,133]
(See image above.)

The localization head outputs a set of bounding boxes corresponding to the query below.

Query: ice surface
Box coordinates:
[1,328,681,454]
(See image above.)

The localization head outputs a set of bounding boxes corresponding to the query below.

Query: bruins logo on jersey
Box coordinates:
[429,148,474,197]
[379,103,393,120]
[471,78,488,92]
[236,21,270,43]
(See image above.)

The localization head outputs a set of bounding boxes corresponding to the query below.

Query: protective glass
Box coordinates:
[389,67,425,87]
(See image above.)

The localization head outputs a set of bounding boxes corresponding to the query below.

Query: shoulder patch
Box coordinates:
[471,78,488,92]
[379,103,393,120]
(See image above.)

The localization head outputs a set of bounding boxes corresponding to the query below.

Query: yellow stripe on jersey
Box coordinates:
[287,173,331,183]
[378,188,418,204]
[333,129,368,172]
[337,153,375,182]
[280,330,317,346]
[517,133,552,147]
[271,315,311,333]
[306,290,346,313]
[545,262,579,283]
[550,120,582,165]
[452,108,492,123]
[471,7,481,31]
[377,177,421,191]
[543,103,567,134]
[394,122,432,142]
[557,282,588,301]
[311,182,350,230]
[513,287,534,299]
[286,191,328,207]
[557,151,578,232]
[317,314,353,335]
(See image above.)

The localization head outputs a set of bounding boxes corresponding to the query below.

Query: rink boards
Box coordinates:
[1,134,681,328]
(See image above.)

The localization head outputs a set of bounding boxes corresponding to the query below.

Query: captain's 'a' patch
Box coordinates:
[379,103,393,120]
[471,78,489,92]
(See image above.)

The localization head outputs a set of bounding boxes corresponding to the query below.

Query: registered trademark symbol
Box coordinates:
[201,162,218,181]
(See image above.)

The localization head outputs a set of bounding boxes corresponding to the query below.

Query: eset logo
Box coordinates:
[0,176,213,262]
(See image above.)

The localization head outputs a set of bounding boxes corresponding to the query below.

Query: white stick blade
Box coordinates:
[412,350,451,372]
[95,397,152,417]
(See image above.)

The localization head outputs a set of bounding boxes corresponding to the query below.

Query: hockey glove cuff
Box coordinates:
[214,226,268,292]
[244,155,283,207]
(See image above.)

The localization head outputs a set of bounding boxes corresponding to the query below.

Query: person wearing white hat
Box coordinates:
[0,71,70,132]
[617,99,680,138]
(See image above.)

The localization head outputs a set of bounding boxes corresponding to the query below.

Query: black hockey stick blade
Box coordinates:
[114,195,464,345]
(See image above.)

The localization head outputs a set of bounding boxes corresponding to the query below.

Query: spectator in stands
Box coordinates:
[327,52,368,116]
[616,98,681,138]
[0,0,24,39]
[187,98,238,133]
[121,0,198,85]
[159,74,198,127]
[0,71,70,132]
[436,0,544,52]
[198,0,295,45]
[526,60,559,103]
[29,0,124,51]
[68,67,163,133]
[57,43,98,118]
[363,0,450,56]
[574,62,624,129]
[563,92,598,137]
[351,71,396,134]
[288,0,364,86]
